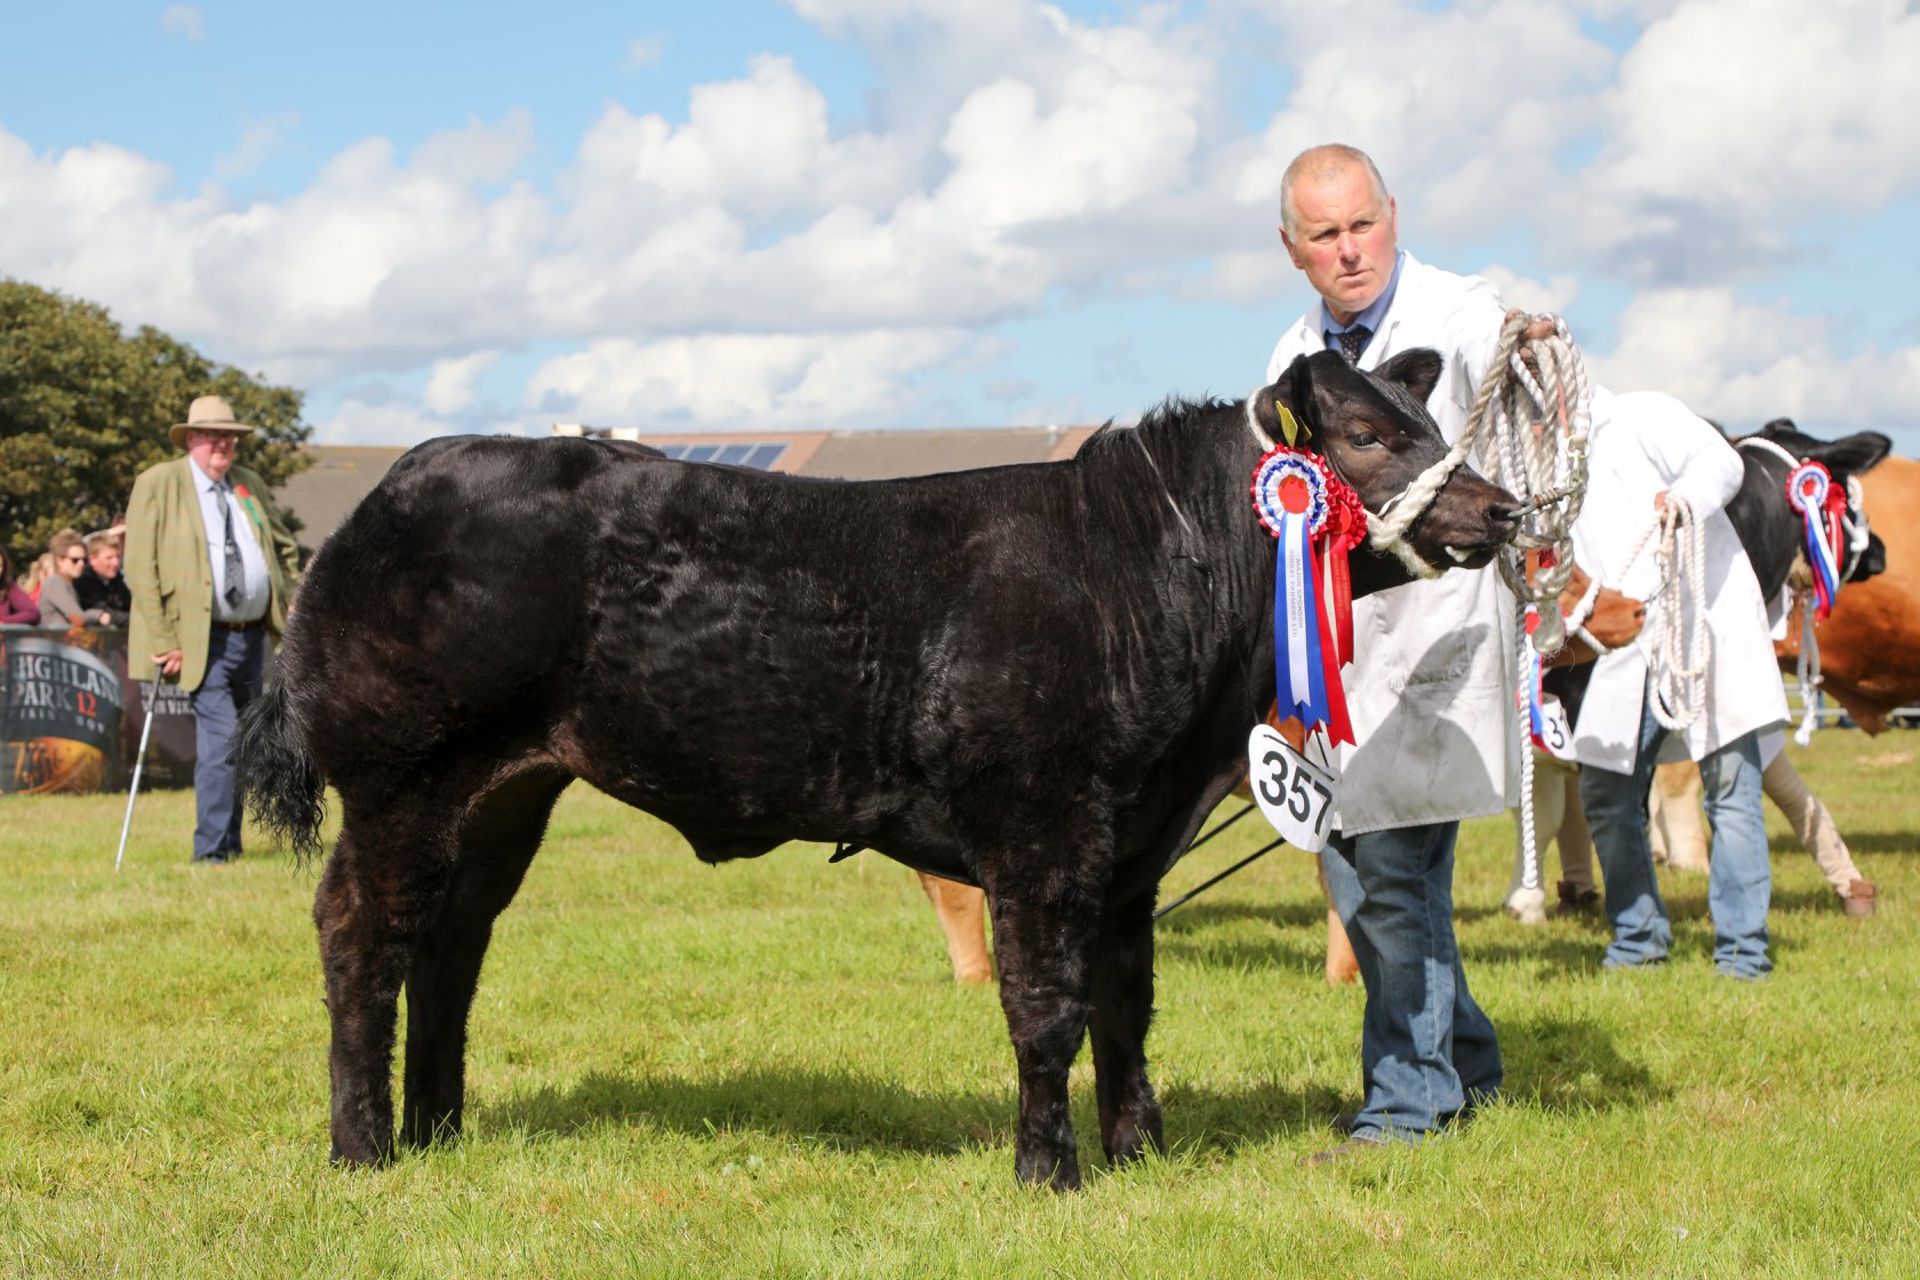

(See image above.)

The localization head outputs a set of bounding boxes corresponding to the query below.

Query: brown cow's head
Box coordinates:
[1251,349,1518,574]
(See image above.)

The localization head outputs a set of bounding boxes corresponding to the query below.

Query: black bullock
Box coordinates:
[238,348,1517,1189]
[1549,419,1889,721]
[1729,419,1890,599]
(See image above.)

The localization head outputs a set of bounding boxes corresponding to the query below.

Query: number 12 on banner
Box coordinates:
[1246,724,1339,853]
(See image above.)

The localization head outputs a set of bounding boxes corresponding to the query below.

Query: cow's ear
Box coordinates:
[1812,430,1895,478]
[1251,355,1319,447]
[1761,418,1799,436]
[1375,348,1443,405]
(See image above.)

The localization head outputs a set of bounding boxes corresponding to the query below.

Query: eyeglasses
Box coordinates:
[63,553,86,563]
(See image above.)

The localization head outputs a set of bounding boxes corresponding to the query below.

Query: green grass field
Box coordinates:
[2,732,1917,1278]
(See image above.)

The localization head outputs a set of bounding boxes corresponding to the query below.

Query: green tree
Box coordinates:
[1,279,311,572]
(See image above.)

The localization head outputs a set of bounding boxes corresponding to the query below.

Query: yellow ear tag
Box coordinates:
[1275,401,1309,448]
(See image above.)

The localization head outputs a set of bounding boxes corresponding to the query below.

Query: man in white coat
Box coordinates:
[1267,144,1528,1155]
[1571,390,1788,979]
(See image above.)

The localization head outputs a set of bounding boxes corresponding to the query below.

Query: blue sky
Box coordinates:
[3,0,1917,454]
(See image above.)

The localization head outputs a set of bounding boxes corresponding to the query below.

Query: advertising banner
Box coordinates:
[1,626,198,795]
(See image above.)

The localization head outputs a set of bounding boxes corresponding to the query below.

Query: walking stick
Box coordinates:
[114,673,163,873]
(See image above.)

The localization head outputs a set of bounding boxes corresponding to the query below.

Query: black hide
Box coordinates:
[237,348,1516,1189]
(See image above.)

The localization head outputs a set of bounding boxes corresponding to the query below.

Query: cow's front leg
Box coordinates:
[985,871,1101,1191]
[1088,890,1163,1166]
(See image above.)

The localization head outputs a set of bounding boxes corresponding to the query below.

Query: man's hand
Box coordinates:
[1504,308,1558,343]
[97,611,113,627]
[1654,489,1670,514]
[152,649,183,678]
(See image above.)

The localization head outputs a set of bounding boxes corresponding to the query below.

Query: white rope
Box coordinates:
[1794,599,1823,746]
[1634,496,1712,732]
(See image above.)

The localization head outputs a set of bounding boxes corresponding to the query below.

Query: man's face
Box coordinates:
[187,428,242,481]
[89,544,121,579]
[1280,162,1398,325]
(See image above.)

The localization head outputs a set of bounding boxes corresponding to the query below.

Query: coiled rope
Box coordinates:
[1367,314,1592,646]
[1447,314,1594,898]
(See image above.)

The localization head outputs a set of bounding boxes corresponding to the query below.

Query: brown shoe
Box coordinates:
[1553,880,1601,915]
[1843,879,1877,920]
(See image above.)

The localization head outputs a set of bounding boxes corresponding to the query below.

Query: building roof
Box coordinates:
[272,424,1100,550]
[274,446,408,551]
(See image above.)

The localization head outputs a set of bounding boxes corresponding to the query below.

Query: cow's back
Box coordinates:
[282,436,627,788]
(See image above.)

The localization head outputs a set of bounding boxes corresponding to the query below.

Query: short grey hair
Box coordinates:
[1279,144,1391,237]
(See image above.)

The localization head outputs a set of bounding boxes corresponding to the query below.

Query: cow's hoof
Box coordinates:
[953,963,996,985]
[1015,1148,1083,1191]
[1504,889,1547,926]
[1102,1109,1165,1167]
[401,1113,461,1150]
[1844,879,1877,919]
[1666,850,1710,874]
[329,1135,394,1169]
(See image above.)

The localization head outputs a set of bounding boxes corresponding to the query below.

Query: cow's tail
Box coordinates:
[233,674,327,862]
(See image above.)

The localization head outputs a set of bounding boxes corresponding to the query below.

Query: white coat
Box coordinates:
[1266,253,1520,834]
[1568,389,1789,773]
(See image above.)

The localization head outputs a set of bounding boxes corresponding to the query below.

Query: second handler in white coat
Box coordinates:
[1571,390,1788,978]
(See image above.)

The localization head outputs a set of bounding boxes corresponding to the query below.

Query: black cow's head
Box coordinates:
[1251,349,1518,573]
[1756,418,1890,583]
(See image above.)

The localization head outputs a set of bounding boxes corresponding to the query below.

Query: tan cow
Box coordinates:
[1774,455,1920,731]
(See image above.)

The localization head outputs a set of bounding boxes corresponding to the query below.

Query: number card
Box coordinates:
[1246,724,1339,853]
[1537,695,1576,761]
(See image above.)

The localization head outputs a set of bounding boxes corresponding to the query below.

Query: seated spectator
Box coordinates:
[75,530,131,626]
[1,546,42,625]
[20,551,56,603]
[37,528,115,630]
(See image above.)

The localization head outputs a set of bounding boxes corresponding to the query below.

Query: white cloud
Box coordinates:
[523,329,970,429]
[1561,0,1920,280]
[1241,0,1613,239]
[309,398,457,447]
[3,0,1917,449]
[1590,287,1920,435]
[160,5,203,42]
[423,350,501,415]
[1475,265,1581,317]
[626,35,665,69]
[214,113,301,180]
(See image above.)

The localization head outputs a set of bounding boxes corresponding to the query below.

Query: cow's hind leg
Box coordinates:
[315,804,460,1167]
[402,767,572,1149]
[1088,891,1163,1167]
[984,860,1104,1191]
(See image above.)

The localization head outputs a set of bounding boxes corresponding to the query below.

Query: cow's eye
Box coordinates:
[1347,431,1382,450]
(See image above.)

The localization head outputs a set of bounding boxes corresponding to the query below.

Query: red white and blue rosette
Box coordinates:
[1785,460,1846,620]
[1250,447,1358,746]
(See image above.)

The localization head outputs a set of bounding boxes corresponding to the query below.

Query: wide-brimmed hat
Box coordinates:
[170,395,257,448]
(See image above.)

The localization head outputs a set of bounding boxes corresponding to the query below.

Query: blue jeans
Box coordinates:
[1320,821,1503,1142]
[1578,695,1772,978]
[189,625,265,862]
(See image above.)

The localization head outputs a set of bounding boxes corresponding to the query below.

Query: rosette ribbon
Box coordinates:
[1250,446,1367,746]
[1519,606,1553,753]
[1785,461,1846,620]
